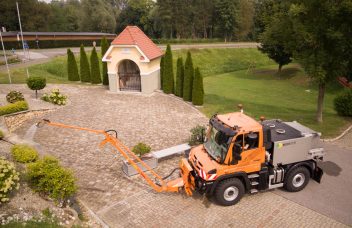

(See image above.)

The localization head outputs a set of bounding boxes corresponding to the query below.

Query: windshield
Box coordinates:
[204,126,232,163]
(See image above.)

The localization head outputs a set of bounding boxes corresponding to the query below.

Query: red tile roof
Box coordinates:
[111,26,163,61]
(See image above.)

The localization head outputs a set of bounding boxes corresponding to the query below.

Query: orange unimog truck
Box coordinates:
[181,111,324,205]
[38,110,325,206]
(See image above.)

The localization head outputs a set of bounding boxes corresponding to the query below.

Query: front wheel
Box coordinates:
[284,166,310,192]
[214,178,245,206]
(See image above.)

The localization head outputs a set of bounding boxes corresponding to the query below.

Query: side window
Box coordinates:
[244,132,259,151]
[233,134,244,154]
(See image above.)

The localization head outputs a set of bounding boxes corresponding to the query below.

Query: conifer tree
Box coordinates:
[175,57,184,97]
[163,44,174,94]
[192,67,204,105]
[183,51,194,101]
[101,37,109,85]
[90,47,102,84]
[67,48,80,81]
[80,44,91,82]
[160,56,165,90]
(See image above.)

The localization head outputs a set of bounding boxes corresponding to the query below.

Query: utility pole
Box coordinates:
[0,31,12,84]
[16,1,29,78]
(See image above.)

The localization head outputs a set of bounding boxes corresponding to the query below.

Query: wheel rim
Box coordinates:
[223,186,239,201]
[292,173,305,188]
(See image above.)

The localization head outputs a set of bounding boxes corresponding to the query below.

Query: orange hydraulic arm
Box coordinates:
[36,119,189,194]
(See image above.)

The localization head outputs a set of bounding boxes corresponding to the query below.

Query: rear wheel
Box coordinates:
[284,166,310,192]
[214,178,244,206]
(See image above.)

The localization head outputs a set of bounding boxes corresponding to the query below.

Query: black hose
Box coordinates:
[162,168,181,180]
[0,139,15,145]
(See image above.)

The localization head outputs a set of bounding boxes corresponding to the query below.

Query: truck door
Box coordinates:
[234,132,264,173]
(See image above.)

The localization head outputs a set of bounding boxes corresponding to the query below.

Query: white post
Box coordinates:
[0,31,11,83]
[16,1,29,78]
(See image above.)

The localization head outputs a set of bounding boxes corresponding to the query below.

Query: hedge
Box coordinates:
[0,101,29,116]
[192,67,204,105]
[67,48,80,81]
[175,57,184,97]
[3,39,109,49]
[80,45,91,83]
[101,37,109,86]
[90,47,102,84]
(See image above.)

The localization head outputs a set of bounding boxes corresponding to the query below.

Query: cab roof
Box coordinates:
[216,112,262,133]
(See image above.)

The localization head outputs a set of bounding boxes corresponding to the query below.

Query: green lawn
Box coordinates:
[0,48,350,137]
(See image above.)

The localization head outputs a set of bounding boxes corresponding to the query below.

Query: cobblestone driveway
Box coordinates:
[1,84,347,227]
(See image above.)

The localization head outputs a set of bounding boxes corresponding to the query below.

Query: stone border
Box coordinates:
[322,124,352,142]
[2,109,55,133]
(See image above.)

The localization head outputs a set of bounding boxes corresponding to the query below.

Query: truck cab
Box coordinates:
[185,112,324,206]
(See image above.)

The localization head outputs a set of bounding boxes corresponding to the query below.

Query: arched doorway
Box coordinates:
[118,60,141,91]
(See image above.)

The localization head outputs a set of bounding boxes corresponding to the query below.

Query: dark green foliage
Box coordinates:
[0,101,29,116]
[11,144,39,163]
[6,91,25,103]
[258,44,292,72]
[27,156,76,202]
[67,48,80,81]
[334,90,352,117]
[101,37,109,85]
[160,56,165,89]
[183,52,194,101]
[132,142,151,157]
[26,76,46,99]
[162,44,174,94]
[90,47,102,84]
[192,67,204,105]
[175,57,184,97]
[188,125,206,146]
[80,45,91,83]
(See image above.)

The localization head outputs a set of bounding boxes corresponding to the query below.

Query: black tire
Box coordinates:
[284,166,310,192]
[214,178,245,206]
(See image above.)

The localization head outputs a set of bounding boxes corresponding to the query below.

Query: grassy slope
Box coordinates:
[172,48,351,136]
[0,48,349,136]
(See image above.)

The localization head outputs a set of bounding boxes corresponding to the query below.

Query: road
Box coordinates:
[0,42,259,72]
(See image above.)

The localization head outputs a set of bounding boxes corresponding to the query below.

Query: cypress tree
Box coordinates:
[67,48,80,81]
[80,44,91,82]
[163,44,174,94]
[101,37,109,85]
[160,56,165,90]
[175,57,184,97]
[183,51,194,101]
[90,47,102,84]
[192,67,204,106]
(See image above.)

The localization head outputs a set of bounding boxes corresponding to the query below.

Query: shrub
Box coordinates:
[132,143,151,157]
[90,47,102,84]
[11,144,39,163]
[0,101,29,116]
[183,52,194,101]
[163,44,174,94]
[188,125,206,146]
[192,67,204,105]
[26,76,46,99]
[101,37,109,86]
[42,89,67,105]
[0,157,20,204]
[334,89,352,116]
[67,48,80,82]
[27,156,76,202]
[80,44,91,83]
[6,91,25,103]
[175,57,184,97]
[0,130,4,139]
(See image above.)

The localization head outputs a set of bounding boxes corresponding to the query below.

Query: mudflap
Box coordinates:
[312,166,323,183]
